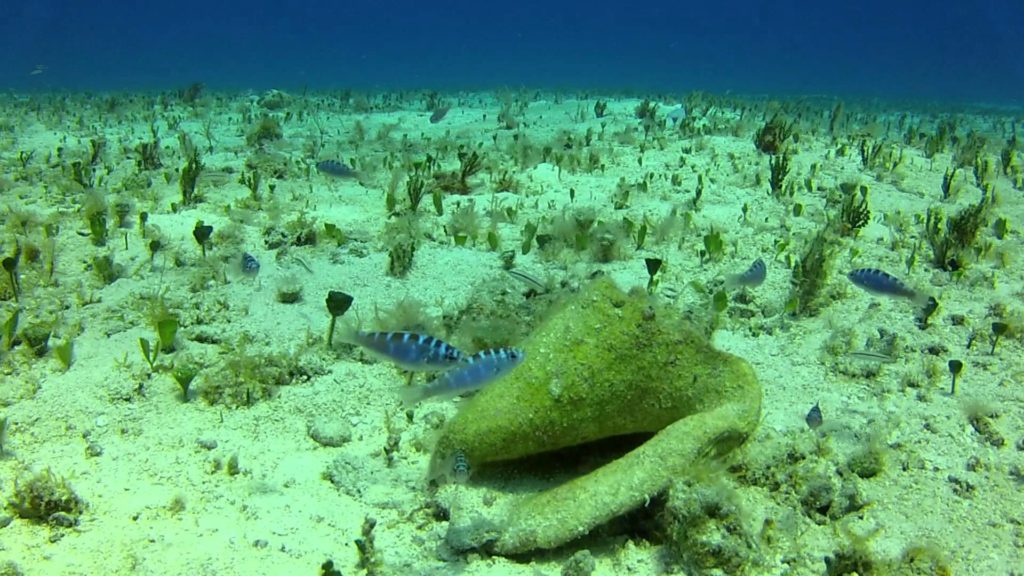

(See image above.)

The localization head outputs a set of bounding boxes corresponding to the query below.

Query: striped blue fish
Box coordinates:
[805,402,823,430]
[450,449,472,484]
[401,347,525,405]
[725,257,767,289]
[349,331,464,371]
[240,252,260,277]
[316,160,357,178]
[431,447,473,486]
[847,268,931,306]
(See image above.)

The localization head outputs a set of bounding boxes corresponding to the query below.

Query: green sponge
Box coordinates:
[8,467,85,525]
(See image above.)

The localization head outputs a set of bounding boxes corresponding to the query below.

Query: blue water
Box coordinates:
[1,0,1021,104]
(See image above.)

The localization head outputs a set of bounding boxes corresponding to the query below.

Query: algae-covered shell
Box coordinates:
[432,278,762,553]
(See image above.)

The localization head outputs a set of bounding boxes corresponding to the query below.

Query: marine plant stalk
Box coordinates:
[327,316,338,348]
[2,257,18,303]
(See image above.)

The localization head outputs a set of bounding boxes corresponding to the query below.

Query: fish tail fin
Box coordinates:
[911,291,936,309]
[334,311,365,346]
[332,325,356,349]
[398,384,429,408]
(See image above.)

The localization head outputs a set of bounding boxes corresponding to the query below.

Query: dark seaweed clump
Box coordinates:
[834,183,871,238]
[789,226,834,317]
[925,190,992,271]
[755,114,794,155]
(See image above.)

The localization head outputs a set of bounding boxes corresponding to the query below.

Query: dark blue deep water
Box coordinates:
[1,0,1021,105]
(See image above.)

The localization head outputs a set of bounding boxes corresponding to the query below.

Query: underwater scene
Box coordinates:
[1,1,1023,575]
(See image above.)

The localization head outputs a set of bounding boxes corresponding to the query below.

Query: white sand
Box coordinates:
[0,90,1021,574]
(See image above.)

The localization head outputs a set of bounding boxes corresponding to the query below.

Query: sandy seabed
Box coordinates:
[0,88,1022,575]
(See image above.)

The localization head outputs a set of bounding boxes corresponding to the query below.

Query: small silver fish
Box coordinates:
[400,347,525,405]
[847,268,931,306]
[506,269,546,293]
[725,258,767,289]
[847,350,896,363]
[349,331,464,371]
